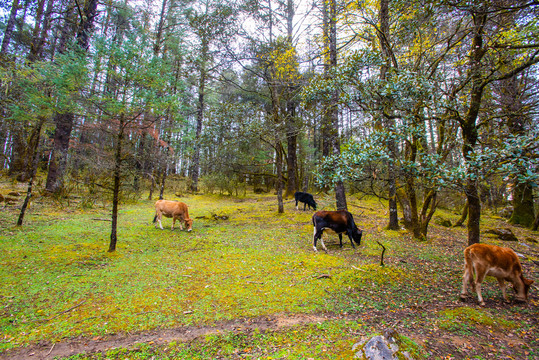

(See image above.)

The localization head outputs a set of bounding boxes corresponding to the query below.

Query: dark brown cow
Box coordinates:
[312,210,363,252]
[460,243,533,306]
[153,200,193,231]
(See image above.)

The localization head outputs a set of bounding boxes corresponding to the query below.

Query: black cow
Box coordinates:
[312,210,363,252]
[295,191,317,211]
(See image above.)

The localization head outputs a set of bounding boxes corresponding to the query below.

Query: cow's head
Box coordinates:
[352,228,363,246]
[185,218,193,232]
[515,276,534,302]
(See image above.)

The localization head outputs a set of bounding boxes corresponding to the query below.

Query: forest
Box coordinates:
[1,0,539,244]
[1,0,539,359]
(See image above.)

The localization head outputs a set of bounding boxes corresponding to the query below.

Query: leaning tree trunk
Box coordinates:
[454,200,469,227]
[17,118,45,226]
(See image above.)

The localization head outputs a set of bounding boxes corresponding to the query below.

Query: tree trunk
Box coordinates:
[454,200,468,227]
[509,184,535,227]
[190,59,206,192]
[322,0,347,210]
[159,164,167,200]
[45,0,97,195]
[45,113,74,193]
[378,0,399,229]
[17,118,45,226]
[276,141,284,213]
[532,210,539,231]
[27,0,54,62]
[284,0,298,198]
[419,190,437,239]
[109,115,124,253]
[1,0,20,55]
[461,8,487,246]
[285,98,297,198]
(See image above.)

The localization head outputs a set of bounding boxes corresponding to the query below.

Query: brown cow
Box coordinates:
[153,200,193,231]
[312,210,362,252]
[460,243,533,306]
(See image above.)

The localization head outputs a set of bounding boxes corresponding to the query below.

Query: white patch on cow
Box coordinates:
[313,226,318,251]
[158,219,164,230]
[320,238,328,252]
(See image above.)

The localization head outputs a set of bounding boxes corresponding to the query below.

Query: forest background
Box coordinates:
[1,1,539,358]
[1,0,539,248]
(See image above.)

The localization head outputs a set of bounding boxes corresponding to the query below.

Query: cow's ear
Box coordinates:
[523,278,534,286]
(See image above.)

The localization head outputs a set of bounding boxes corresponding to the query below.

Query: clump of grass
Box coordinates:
[437,307,516,335]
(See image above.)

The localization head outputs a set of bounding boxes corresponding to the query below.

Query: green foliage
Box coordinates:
[0,51,88,123]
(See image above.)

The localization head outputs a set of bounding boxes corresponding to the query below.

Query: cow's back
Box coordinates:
[155,200,184,216]
[466,243,521,271]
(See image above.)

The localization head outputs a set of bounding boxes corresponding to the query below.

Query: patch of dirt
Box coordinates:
[0,313,328,360]
[3,300,537,360]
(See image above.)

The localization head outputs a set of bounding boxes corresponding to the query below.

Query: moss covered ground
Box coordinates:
[0,188,538,359]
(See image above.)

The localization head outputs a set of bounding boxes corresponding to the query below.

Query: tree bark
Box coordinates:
[322,0,347,210]
[45,113,74,193]
[378,0,398,229]
[45,0,97,195]
[461,7,487,246]
[17,118,45,226]
[284,0,298,198]
[1,0,20,55]
[190,49,207,192]
[454,200,469,227]
[109,115,125,253]
[276,140,284,213]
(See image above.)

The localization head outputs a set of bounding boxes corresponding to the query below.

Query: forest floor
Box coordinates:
[0,181,538,359]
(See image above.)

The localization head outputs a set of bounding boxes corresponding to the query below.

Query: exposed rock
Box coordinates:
[498,207,513,218]
[484,228,519,242]
[353,329,414,360]
[435,217,452,227]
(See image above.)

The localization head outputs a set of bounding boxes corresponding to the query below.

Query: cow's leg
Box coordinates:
[296,199,299,210]
[171,216,176,230]
[303,202,307,211]
[460,261,473,300]
[497,278,509,303]
[156,211,164,230]
[473,264,487,306]
[347,232,356,249]
[313,228,327,252]
[178,216,184,230]
[338,234,343,248]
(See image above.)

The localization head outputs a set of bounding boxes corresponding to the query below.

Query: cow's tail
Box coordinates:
[348,212,357,229]
[153,214,157,223]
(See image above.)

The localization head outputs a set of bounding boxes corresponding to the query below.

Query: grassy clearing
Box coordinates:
[0,190,538,359]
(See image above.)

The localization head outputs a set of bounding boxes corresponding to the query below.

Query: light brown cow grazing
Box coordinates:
[153,200,193,231]
[460,243,533,306]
